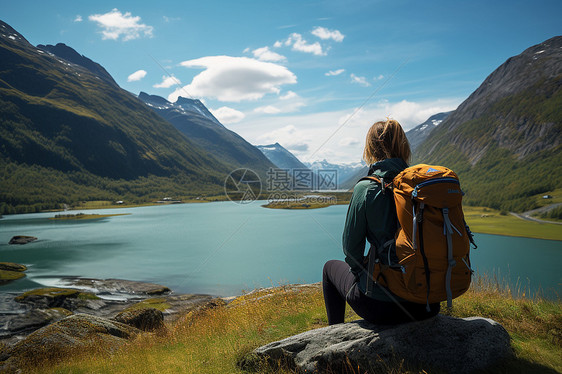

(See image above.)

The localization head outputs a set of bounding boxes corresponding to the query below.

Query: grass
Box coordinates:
[261,192,353,210]
[463,206,562,241]
[20,281,560,374]
[15,288,99,301]
[70,197,228,210]
[72,200,168,210]
[122,298,172,312]
[532,188,562,207]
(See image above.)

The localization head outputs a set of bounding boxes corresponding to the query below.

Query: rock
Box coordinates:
[1,314,139,370]
[0,271,26,285]
[157,294,217,321]
[15,287,99,309]
[8,236,37,245]
[2,286,215,343]
[113,308,164,331]
[0,263,27,285]
[0,263,27,272]
[61,277,171,296]
[246,315,513,374]
[5,308,72,335]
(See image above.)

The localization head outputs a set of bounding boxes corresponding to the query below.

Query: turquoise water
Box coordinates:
[0,202,560,298]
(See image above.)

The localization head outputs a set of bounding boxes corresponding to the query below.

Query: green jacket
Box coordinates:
[342,158,408,301]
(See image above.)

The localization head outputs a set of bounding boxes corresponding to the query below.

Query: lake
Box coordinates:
[0,202,560,299]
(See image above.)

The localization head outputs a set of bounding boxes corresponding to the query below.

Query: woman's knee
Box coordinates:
[323,259,345,280]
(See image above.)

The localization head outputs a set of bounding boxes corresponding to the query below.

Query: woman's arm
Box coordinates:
[342,181,368,276]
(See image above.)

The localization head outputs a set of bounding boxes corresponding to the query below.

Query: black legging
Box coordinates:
[322,260,440,325]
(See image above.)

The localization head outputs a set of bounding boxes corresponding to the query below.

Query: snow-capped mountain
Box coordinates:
[304,159,364,189]
[256,143,310,170]
[140,93,222,126]
[405,111,452,152]
[138,92,275,174]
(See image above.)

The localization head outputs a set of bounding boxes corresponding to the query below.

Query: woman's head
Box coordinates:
[362,119,411,164]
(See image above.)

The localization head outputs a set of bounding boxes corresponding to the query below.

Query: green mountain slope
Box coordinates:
[0,20,229,213]
[414,36,562,212]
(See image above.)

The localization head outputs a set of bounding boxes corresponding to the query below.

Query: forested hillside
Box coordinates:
[0,20,229,213]
[414,36,561,212]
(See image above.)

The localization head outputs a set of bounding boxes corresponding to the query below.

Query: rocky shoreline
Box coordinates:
[0,274,219,346]
[0,270,228,372]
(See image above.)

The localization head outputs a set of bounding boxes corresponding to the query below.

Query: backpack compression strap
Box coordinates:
[414,201,431,312]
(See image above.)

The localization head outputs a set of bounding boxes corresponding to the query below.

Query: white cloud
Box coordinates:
[169,56,297,103]
[210,106,245,124]
[350,73,370,87]
[325,69,345,76]
[254,105,282,114]
[288,143,309,152]
[339,137,360,146]
[375,74,384,80]
[273,40,283,48]
[127,69,147,82]
[89,9,153,41]
[74,15,83,22]
[280,91,298,100]
[233,98,461,164]
[311,27,344,42]
[284,33,325,56]
[250,91,305,115]
[257,125,310,154]
[153,75,180,88]
[252,46,286,62]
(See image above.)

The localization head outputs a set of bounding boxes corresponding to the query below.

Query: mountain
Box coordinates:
[406,111,452,152]
[414,36,562,211]
[304,160,364,190]
[256,143,309,170]
[139,92,275,175]
[0,20,229,213]
[36,43,117,87]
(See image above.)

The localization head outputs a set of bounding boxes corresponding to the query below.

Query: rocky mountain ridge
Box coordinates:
[406,111,452,152]
[36,43,117,87]
[138,92,275,175]
[255,142,310,170]
[418,36,561,164]
[414,35,562,210]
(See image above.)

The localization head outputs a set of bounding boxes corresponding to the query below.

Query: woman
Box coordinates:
[322,119,440,325]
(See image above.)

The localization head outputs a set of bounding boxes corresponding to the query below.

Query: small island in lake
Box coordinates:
[50,213,130,220]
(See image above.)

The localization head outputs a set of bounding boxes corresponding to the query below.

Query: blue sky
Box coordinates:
[2,0,561,163]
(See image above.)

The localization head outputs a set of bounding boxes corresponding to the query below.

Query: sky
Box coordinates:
[2,0,561,164]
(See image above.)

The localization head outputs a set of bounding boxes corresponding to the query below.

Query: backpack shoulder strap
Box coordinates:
[358,176,393,189]
[359,175,381,183]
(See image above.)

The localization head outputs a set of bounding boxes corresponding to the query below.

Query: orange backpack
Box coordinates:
[361,164,477,309]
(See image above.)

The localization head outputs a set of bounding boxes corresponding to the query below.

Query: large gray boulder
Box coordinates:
[247,315,513,374]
